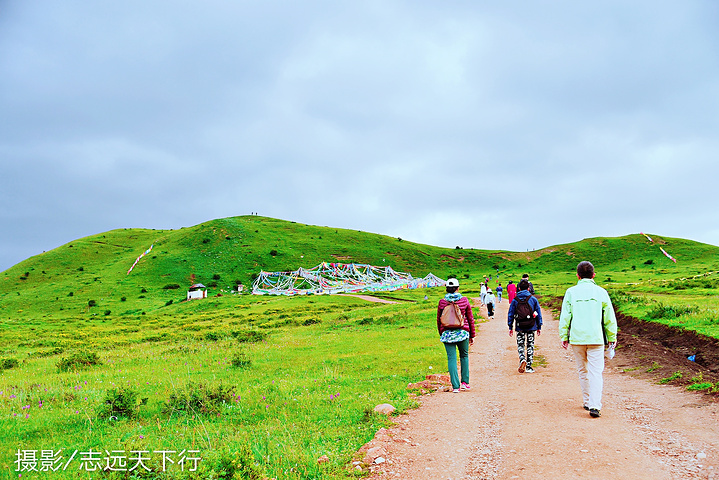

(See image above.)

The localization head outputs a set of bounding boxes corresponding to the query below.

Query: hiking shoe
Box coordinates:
[461,382,471,391]
[518,360,526,373]
[583,405,590,411]
[525,367,535,373]
[589,408,601,418]
[452,388,460,393]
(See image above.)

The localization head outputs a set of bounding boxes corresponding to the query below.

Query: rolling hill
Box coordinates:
[1,215,718,320]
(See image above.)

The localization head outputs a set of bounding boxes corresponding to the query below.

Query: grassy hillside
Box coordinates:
[1,217,718,478]
[3,216,717,322]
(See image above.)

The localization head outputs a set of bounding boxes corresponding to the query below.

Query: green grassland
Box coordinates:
[1,216,718,479]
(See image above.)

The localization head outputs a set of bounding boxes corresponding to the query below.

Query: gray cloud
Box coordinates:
[2,1,719,271]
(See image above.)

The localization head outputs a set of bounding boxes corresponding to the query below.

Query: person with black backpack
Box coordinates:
[507,279,542,373]
[437,278,476,393]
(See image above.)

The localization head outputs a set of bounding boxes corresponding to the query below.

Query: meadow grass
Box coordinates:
[0,290,449,479]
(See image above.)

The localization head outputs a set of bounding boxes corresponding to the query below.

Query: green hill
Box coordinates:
[1,216,718,479]
[1,215,718,321]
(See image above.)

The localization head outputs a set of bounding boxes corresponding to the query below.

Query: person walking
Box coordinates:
[507,280,516,304]
[496,283,503,303]
[508,279,542,373]
[480,282,487,305]
[559,261,618,418]
[485,289,496,318]
[521,274,535,294]
[437,278,476,393]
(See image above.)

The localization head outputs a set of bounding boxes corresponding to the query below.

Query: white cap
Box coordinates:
[446,278,459,287]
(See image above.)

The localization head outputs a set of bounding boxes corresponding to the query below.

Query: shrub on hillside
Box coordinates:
[648,303,698,319]
[204,446,263,480]
[97,387,143,419]
[231,352,252,369]
[163,382,236,415]
[205,331,223,341]
[231,330,267,343]
[30,347,64,358]
[163,284,181,290]
[0,358,19,370]
[57,351,101,372]
[88,300,97,307]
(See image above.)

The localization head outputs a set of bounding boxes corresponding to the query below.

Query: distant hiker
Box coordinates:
[559,261,617,418]
[480,282,487,305]
[485,289,496,318]
[508,279,542,373]
[437,278,476,393]
[507,280,516,304]
[496,283,503,303]
[521,274,535,294]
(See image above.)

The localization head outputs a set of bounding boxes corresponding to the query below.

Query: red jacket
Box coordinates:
[507,283,517,303]
[437,296,475,338]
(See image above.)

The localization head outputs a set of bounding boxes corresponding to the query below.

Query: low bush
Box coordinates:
[204,446,263,480]
[29,347,64,358]
[686,382,719,393]
[231,330,267,343]
[163,284,181,290]
[231,352,251,369]
[163,382,237,415]
[658,371,682,384]
[0,358,19,370]
[56,351,101,372]
[648,303,698,319]
[97,387,142,419]
[205,331,223,341]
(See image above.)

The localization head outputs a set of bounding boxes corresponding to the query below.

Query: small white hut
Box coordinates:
[187,283,207,300]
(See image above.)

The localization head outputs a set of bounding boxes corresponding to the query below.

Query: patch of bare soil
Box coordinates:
[364,297,719,479]
[542,297,719,391]
[335,294,399,304]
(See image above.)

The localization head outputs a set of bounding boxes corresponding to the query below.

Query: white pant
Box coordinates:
[571,344,605,410]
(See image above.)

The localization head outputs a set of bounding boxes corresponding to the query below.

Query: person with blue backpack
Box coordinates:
[507,279,542,373]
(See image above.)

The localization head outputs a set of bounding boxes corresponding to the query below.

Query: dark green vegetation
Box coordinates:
[1,215,718,478]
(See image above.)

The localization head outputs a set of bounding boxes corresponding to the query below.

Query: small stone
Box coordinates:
[698,452,707,460]
[375,457,386,464]
[374,404,396,415]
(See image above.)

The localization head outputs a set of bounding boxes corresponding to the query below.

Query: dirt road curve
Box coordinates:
[368,298,719,479]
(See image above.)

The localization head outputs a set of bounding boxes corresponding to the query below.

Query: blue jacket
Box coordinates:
[507,290,543,332]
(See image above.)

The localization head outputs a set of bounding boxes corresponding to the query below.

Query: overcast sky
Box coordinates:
[2,1,718,272]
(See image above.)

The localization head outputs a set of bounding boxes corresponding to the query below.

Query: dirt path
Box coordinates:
[336,294,398,304]
[368,298,719,479]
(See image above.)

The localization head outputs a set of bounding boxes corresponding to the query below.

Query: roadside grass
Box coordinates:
[609,288,719,339]
[0,290,448,479]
